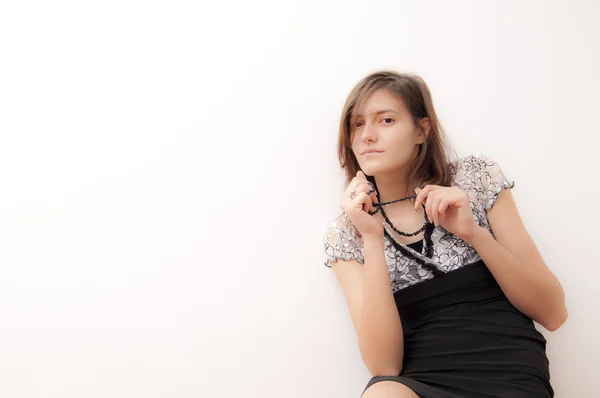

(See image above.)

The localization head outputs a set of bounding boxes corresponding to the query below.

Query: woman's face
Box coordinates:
[350,88,426,177]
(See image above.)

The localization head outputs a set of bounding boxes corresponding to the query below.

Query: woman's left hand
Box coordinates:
[414,185,479,242]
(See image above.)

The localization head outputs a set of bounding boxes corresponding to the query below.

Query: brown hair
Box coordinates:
[337,70,456,199]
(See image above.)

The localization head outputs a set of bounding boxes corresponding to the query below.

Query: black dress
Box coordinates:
[363,239,554,398]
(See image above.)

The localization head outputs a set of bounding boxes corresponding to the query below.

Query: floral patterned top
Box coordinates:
[323,155,515,293]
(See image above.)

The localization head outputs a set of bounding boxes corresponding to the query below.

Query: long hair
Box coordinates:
[337,70,456,199]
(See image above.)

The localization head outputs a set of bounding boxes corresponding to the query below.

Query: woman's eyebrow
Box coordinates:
[354,109,400,118]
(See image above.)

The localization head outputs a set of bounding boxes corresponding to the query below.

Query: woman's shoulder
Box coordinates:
[450,154,500,175]
[449,154,510,184]
[325,212,364,246]
[449,154,515,213]
[322,212,365,267]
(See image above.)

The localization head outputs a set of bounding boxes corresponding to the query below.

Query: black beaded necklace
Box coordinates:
[366,184,441,275]
[367,193,429,236]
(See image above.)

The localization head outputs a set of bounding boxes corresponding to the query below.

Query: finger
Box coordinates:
[357,180,374,196]
[436,191,455,223]
[364,193,374,214]
[343,178,366,205]
[416,185,447,209]
[425,191,435,223]
[356,170,368,181]
[431,195,443,226]
[343,179,377,213]
[365,182,379,205]
[351,191,373,214]
[414,185,435,209]
[348,177,362,192]
[351,175,373,194]
[368,193,379,215]
[414,186,427,209]
[370,189,379,208]
[438,198,450,221]
[362,185,375,214]
[341,189,359,214]
[453,188,469,208]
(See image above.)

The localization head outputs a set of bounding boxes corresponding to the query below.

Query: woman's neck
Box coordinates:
[374,171,412,205]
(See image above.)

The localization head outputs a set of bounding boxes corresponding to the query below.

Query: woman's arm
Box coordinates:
[464,189,568,331]
[331,235,404,376]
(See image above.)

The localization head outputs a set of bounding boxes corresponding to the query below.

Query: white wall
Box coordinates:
[0,0,597,397]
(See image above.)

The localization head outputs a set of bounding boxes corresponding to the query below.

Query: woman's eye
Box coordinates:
[354,121,364,128]
[382,118,394,124]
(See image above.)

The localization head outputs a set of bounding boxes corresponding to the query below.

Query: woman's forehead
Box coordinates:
[353,89,407,118]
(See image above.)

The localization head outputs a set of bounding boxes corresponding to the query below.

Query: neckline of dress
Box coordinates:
[382,220,437,266]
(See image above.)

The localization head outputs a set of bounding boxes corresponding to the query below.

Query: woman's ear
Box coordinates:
[416,117,430,144]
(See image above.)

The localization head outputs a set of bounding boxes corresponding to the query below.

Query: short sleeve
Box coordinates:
[471,155,515,213]
[323,213,364,267]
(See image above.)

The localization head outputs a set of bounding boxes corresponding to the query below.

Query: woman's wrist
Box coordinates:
[463,225,491,247]
[363,234,385,246]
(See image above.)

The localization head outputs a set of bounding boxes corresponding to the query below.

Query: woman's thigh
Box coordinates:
[361,380,420,398]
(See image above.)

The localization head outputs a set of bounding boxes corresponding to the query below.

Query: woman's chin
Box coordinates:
[360,164,393,177]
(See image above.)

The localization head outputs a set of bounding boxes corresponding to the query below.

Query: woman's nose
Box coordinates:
[361,123,376,141]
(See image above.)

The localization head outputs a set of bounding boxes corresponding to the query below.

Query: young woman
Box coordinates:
[323,71,567,398]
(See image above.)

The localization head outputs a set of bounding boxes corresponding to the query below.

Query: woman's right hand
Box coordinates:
[340,171,383,239]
